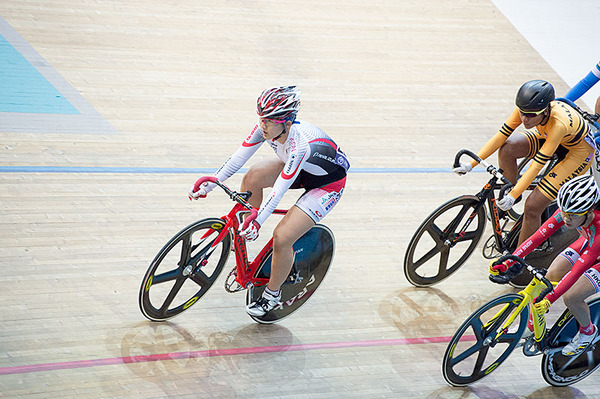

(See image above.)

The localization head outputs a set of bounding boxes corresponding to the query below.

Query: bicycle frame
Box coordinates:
[443,255,600,387]
[192,176,305,292]
[140,176,336,323]
[486,277,554,344]
[453,150,553,257]
[487,255,556,345]
[451,150,517,253]
[476,177,507,251]
[194,200,291,291]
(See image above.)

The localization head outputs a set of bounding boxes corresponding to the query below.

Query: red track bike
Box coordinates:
[138,177,335,324]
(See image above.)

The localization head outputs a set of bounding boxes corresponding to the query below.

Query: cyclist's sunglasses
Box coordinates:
[563,210,588,218]
[518,108,546,118]
[260,117,286,124]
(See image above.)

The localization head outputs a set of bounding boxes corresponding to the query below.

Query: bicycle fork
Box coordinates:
[182,222,230,277]
[447,194,488,247]
[483,281,550,348]
[483,297,529,347]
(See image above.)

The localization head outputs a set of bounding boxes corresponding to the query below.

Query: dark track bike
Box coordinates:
[443,255,600,387]
[404,150,576,288]
[138,177,335,324]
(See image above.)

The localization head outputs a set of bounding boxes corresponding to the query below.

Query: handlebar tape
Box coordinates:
[241,208,258,230]
[193,176,218,192]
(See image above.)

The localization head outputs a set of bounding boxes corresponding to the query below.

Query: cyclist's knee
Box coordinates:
[523,203,545,218]
[241,162,280,189]
[241,165,262,187]
[498,143,517,161]
[272,227,296,249]
[563,290,584,309]
[273,216,309,248]
[523,192,551,217]
[499,136,529,159]
[242,166,277,190]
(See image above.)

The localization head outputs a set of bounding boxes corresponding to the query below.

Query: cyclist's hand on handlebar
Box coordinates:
[241,220,261,241]
[533,298,551,314]
[189,177,214,200]
[489,259,510,275]
[497,194,516,211]
[452,162,473,176]
[489,256,524,284]
[188,184,208,200]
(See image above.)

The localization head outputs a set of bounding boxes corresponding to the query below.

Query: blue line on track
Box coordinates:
[0,166,458,174]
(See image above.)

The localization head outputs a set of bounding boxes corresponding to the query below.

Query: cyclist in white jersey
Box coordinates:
[189,86,349,317]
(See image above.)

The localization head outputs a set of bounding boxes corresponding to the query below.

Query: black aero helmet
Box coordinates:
[515,80,555,111]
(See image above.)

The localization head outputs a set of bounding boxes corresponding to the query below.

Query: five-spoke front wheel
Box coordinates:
[404,195,486,287]
[442,293,527,386]
[139,218,231,321]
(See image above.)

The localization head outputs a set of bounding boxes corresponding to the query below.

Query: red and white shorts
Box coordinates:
[295,177,346,223]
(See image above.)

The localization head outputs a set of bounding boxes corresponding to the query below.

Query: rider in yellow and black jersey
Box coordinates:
[453,80,595,246]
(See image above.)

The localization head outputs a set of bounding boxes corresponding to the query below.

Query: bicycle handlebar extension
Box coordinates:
[192,176,258,229]
[454,149,511,185]
[491,254,554,302]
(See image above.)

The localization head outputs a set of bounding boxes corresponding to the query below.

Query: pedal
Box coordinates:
[522,336,542,357]
[543,347,564,355]
[224,267,244,293]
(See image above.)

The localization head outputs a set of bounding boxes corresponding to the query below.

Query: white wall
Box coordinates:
[492,0,600,110]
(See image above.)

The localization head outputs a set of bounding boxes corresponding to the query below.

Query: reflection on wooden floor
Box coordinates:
[1,0,599,397]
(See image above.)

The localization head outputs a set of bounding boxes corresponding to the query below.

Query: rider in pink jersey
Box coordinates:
[492,174,600,356]
[189,86,348,317]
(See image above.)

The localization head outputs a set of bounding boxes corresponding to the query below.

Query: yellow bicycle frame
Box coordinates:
[485,277,557,343]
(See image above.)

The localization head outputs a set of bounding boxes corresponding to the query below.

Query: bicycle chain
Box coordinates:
[224,267,244,293]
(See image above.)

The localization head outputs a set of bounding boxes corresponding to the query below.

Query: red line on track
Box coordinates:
[0,335,475,375]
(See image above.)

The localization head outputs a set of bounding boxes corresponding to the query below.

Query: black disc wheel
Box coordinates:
[542,297,600,386]
[139,218,231,321]
[443,294,527,386]
[246,224,335,324]
[404,195,486,287]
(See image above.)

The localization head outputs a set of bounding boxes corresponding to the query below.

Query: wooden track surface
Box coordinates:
[1,1,599,398]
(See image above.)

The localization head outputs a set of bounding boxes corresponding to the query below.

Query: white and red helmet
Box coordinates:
[256,86,301,121]
[557,174,600,214]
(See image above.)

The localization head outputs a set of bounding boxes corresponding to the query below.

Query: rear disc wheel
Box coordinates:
[542,297,600,386]
[247,224,335,324]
